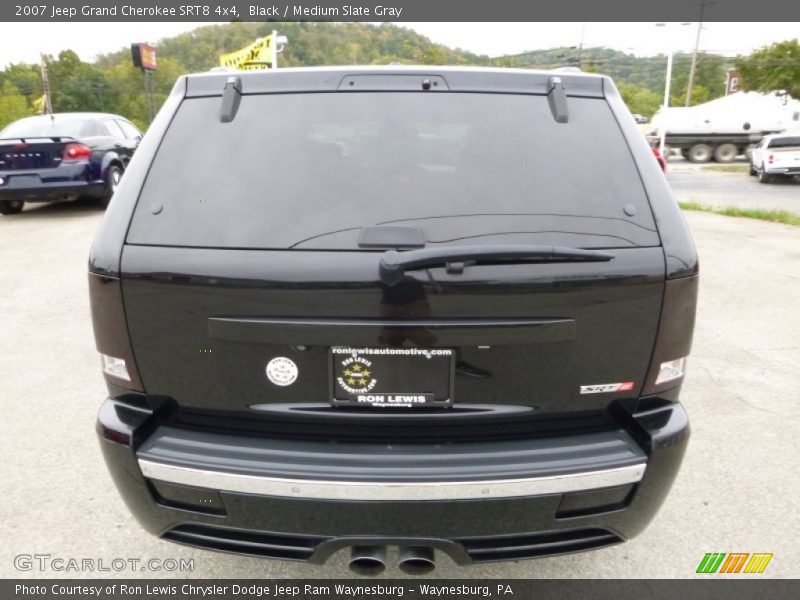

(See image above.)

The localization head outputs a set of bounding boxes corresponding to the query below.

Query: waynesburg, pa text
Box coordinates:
[15,583,508,598]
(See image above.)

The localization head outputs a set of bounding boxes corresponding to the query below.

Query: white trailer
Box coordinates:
[649,92,800,163]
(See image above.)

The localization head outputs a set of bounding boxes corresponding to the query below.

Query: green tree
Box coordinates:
[496,47,730,106]
[46,50,111,112]
[103,57,185,129]
[671,84,710,107]
[1,63,40,104]
[0,81,33,129]
[420,46,448,65]
[618,83,662,118]
[668,53,727,105]
[737,39,800,97]
[1,25,757,131]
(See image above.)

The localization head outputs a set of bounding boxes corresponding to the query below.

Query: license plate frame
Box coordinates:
[8,174,40,188]
[329,346,455,408]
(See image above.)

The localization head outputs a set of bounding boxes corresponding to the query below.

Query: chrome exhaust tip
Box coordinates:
[398,546,435,575]
[349,545,387,576]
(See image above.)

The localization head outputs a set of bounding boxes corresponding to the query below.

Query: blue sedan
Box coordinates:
[0,113,142,215]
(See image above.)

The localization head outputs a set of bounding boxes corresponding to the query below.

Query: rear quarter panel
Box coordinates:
[603,78,698,280]
[89,77,187,276]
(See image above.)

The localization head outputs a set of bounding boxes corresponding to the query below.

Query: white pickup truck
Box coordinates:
[749,132,800,183]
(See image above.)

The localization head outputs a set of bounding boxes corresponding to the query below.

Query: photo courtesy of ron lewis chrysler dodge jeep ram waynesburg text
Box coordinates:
[89,66,697,576]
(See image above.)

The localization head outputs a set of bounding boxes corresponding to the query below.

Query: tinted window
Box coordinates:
[104,120,127,139]
[1,116,90,138]
[116,120,142,140]
[768,136,800,149]
[79,121,109,137]
[129,93,658,249]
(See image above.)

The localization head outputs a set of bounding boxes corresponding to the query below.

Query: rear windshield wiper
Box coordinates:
[379,245,614,285]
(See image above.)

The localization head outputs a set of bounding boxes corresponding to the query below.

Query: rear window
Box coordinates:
[128,93,659,249]
[768,136,800,149]
[0,116,93,139]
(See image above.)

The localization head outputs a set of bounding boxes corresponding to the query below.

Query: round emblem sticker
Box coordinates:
[336,354,378,395]
[265,357,298,387]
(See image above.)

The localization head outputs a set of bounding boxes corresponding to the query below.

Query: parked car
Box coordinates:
[0,113,141,215]
[90,67,697,575]
[749,132,800,183]
[632,113,648,124]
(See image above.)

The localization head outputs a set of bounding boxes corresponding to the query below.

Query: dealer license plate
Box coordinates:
[329,346,454,408]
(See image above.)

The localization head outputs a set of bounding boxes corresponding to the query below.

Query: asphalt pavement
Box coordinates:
[1,191,798,579]
[667,158,800,214]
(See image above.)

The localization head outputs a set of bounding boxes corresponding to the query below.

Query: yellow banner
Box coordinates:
[33,95,46,114]
[219,36,274,70]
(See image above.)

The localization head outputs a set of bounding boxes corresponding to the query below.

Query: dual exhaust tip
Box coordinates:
[349,545,435,576]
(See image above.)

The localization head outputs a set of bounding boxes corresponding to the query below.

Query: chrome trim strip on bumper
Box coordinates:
[138,460,646,501]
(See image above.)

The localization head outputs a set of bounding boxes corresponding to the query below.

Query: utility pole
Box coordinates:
[131,43,158,124]
[660,51,673,155]
[686,0,715,106]
[143,70,156,123]
[655,22,690,156]
[39,53,53,115]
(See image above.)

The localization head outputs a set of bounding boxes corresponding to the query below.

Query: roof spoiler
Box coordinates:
[220,76,242,123]
[547,76,569,124]
[0,136,76,143]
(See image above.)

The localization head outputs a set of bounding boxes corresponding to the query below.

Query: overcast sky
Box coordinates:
[0,22,797,66]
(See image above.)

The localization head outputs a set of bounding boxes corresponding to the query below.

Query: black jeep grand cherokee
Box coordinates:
[89,66,697,575]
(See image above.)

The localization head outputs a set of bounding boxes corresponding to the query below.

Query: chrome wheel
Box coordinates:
[687,144,712,163]
[714,143,738,163]
[111,168,122,192]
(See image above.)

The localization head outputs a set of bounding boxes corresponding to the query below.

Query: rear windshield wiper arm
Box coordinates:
[379,245,614,285]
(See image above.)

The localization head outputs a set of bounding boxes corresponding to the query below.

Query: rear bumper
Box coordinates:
[97,398,689,564]
[0,180,105,202]
[0,163,105,202]
[138,460,646,502]
[765,167,800,175]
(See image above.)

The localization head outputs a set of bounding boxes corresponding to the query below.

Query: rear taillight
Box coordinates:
[100,354,131,381]
[63,143,92,162]
[89,273,143,391]
[642,276,698,395]
[768,154,774,164]
[654,357,686,386]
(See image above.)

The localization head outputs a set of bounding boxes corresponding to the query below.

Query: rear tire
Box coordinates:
[749,162,757,176]
[687,144,713,163]
[98,165,123,208]
[714,143,738,163]
[758,165,771,184]
[0,200,24,215]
